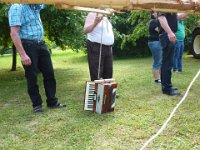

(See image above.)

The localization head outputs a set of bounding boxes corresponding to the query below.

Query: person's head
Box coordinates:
[178,13,187,20]
[151,12,157,19]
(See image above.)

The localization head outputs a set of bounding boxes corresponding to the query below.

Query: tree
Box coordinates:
[111,11,151,57]
[0,3,11,54]
[0,3,17,70]
[1,4,200,62]
[112,11,200,57]
[41,6,86,50]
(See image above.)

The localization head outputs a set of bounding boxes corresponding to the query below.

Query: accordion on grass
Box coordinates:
[83,79,117,114]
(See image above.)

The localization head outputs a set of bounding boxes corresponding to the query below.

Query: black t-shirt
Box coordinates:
[158,13,178,34]
[148,19,160,41]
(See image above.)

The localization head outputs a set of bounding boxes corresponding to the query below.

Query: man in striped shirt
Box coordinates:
[8,4,66,113]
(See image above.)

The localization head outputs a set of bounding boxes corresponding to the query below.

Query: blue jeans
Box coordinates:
[159,33,175,92]
[22,40,58,107]
[173,40,184,71]
[148,41,162,70]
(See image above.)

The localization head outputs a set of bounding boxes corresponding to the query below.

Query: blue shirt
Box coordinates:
[8,4,45,40]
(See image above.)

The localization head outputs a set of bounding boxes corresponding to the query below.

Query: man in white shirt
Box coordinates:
[84,12,114,81]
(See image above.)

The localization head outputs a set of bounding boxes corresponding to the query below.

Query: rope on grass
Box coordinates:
[140,69,200,150]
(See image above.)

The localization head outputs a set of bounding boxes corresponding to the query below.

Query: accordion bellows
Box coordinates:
[84,79,117,114]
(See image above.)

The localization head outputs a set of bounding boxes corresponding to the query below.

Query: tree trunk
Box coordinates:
[11,44,17,71]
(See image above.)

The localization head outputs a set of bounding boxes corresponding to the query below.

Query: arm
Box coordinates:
[158,16,176,42]
[10,26,31,66]
[83,13,103,33]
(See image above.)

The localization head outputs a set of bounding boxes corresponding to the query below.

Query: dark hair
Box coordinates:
[151,13,156,19]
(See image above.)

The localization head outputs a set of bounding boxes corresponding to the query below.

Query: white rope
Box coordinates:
[97,15,104,79]
[98,15,109,79]
[140,69,200,150]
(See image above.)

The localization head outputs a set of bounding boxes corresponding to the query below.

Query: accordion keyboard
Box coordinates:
[84,81,95,111]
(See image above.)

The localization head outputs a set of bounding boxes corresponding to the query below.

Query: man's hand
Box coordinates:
[168,32,176,43]
[84,12,103,33]
[94,15,103,25]
[21,53,31,66]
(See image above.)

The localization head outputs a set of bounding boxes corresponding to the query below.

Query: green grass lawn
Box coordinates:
[0,50,199,150]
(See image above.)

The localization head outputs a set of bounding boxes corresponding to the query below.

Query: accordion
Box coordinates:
[84,79,117,114]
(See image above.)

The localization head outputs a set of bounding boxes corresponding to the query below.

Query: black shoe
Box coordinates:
[48,103,66,109]
[155,79,161,84]
[116,94,120,98]
[33,105,44,113]
[163,89,181,96]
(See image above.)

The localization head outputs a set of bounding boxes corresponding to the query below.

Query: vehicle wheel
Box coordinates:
[191,28,200,59]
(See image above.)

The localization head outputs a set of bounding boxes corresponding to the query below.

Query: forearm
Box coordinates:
[10,32,26,58]
[84,13,102,33]
[84,22,98,33]
[158,16,174,34]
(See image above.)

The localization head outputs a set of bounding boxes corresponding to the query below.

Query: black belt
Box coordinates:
[21,39,45,45]
[87,40,112,47]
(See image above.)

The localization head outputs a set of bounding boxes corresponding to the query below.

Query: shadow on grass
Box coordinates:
[0,66,115,126]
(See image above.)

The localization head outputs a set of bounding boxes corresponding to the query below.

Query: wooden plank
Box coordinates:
[1,0,200,14]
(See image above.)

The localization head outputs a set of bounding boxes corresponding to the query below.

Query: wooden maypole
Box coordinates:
[0,0,200,14]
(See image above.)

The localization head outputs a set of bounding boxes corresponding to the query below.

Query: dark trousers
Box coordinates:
[22,40,57,107]
[160,38,175,92]
[87,40,113,81]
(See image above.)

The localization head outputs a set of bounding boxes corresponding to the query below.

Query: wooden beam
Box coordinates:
[1,0,200,14]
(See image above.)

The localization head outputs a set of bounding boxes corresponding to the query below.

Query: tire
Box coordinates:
[191,28,200,59]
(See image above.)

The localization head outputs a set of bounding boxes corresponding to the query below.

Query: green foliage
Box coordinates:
[1,4,200,56]
[184,14,200,50]
[0,5,86,54]
[112,11,151,57]
[41,6,86,51]
[112,12,200,57]
[126,11,150,45]
[0,3,12,54]
[184,14,200,35]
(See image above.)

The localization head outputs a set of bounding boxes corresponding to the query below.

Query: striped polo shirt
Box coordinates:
[8,4,45,41]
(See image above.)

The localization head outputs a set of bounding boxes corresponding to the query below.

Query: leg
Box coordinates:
[103,46,113,79]
[148,41,162,80]
[178,41,184,71]
[87,40,102,81]
[153,69,161,81]
[38,44,57,107]
[161,42,175,92]
[22,43,42,107]
[173,41,179,71]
